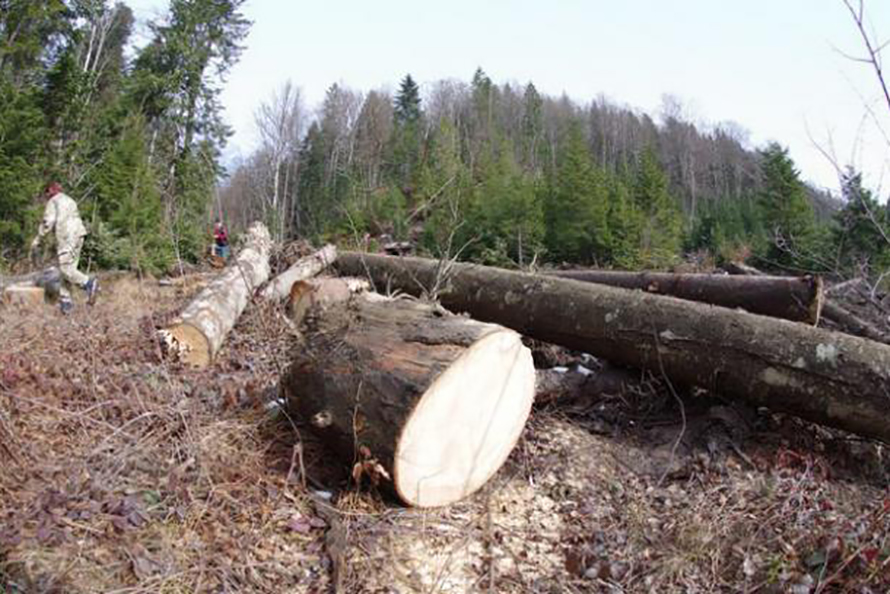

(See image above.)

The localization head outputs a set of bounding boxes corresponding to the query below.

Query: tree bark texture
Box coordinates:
[336,252,890,442]
[160,222,272,367]
[548,270,823,323]
[282,293,536,507]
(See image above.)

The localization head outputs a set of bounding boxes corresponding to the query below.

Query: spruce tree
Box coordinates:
[757,143,816,268]
[544,123,609,263]
[389,73,424,198]
[633,148,682,267]
[834,167,890,276]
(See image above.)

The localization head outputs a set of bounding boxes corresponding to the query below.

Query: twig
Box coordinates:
[653,329,686,487]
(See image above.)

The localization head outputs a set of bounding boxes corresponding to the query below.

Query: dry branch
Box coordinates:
[337,252,890,442]
[548,269,824,323]
[160,222,272,367]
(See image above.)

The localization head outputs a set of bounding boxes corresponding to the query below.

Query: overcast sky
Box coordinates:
[126,0,890,198]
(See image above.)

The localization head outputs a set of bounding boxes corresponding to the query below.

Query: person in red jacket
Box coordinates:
[213,219,229,260]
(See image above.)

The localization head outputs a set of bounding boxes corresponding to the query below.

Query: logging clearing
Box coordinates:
[3,242,890,593]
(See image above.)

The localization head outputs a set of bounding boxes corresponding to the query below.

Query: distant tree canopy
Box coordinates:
[223,68,882,278]
[4,1,883,281]
[0,0,250,273]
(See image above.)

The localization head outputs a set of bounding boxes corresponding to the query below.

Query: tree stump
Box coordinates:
[282,294,536,507]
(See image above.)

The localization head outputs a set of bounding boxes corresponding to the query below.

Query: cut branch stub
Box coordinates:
[282,294,536,507]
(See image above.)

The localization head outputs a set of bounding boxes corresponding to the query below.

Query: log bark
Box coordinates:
[160,222,272,367]
[548,270,823,323]
[282,293,536,507]
[820,301,890,344]
[261,244,337,300]
[336,252,890,442]
[724,263,889,344]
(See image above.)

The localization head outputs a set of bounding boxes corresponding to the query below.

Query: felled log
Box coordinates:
[820,301,890,344]
[724,263,889,344]
[282,293,536,507]
[261,244,337,301]
[0,268,61,303]
[160,222,272,367]
[2,286,45,307]
[336,252,890,442]
[548,270,823,323]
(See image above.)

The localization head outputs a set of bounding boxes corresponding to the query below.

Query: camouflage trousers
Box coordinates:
[58,235,89,298]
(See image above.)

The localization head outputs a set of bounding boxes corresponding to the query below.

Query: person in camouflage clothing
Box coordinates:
[30,182,98,313]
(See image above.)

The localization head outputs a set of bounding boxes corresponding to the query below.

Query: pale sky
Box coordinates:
[126,0,890,198]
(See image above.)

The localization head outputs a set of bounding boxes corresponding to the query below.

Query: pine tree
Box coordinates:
[833,167,890,276]
[389,73,424,197]
[633,148,682,267]
[544,123,610,263]
[520,82,543,174]
[393,74,421,124]
[757,143,816,268]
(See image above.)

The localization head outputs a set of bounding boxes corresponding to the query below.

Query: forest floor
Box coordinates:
[1,269,889,593]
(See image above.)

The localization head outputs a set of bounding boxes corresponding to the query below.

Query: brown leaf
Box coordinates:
[287,517,311,534]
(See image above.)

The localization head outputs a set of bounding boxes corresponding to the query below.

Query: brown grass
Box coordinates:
[1,272,889,593]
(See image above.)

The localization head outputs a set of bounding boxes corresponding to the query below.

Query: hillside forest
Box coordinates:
[1,0,889,281]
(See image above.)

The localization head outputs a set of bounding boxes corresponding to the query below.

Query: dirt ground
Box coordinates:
[1,273,889,593]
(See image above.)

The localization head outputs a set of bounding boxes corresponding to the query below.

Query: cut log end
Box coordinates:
[161,323,212,367]
[2,286,46,307]
[394,329,535,507]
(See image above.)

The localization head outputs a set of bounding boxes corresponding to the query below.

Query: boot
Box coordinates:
[83,277,99,305]
[60,298,73,315]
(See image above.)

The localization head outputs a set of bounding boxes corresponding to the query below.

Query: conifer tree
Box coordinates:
[757,143,816,268]
[834,167,890,276]
[633,148,682,267]
[544,122,609,263]
[389,73,424,198]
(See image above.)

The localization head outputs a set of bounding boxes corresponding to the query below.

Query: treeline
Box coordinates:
[0,0,249,273]
[224,70,890,279]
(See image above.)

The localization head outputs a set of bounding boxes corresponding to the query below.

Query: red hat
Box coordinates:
[45,182,62,197]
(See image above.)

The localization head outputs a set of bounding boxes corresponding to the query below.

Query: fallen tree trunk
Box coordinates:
[548,270,823,323]
[282,293,535,507]
[820,301,890,344]
[336,252,890,442]
[261,244,337,301]
[160,222,272,367]
[724,263,890,344]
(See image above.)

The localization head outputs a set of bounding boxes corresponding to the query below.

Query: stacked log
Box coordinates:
[548,270,823,323]
[336,252,890,442]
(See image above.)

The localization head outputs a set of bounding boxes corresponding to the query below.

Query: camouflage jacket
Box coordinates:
[38,193,87,246]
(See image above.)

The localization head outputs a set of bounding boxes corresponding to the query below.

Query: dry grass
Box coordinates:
[1,272,889,593]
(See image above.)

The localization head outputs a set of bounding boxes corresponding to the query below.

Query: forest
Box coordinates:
[2,1,889,283]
